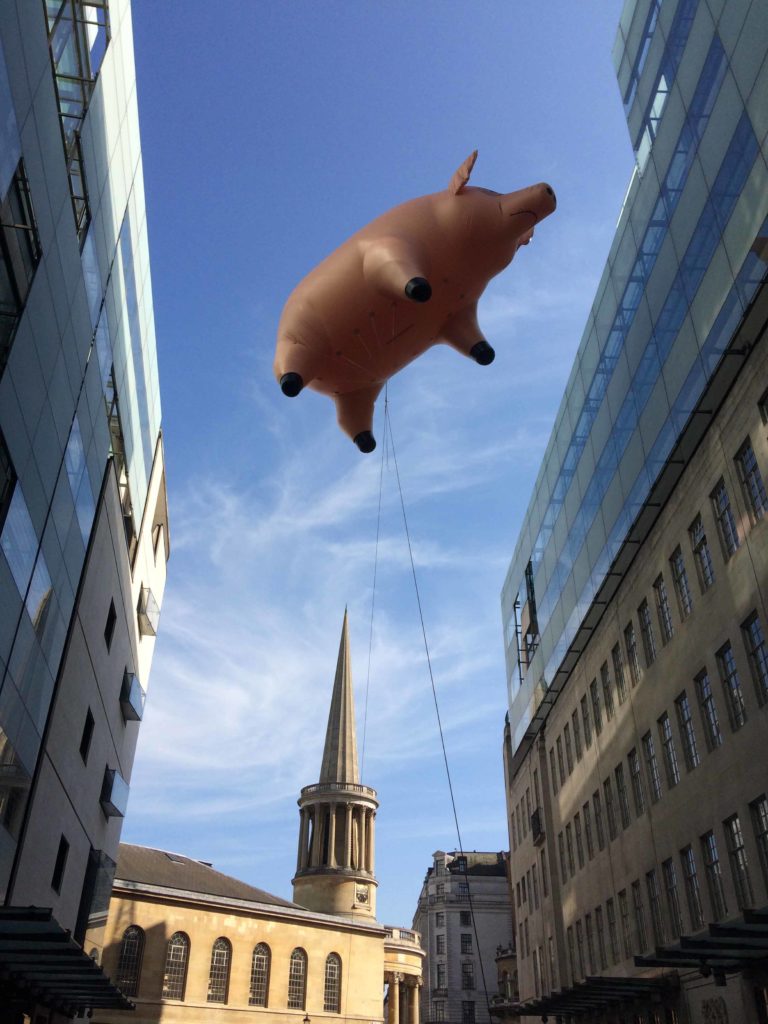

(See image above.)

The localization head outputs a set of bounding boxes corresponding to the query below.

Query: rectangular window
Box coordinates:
[510,809,517,851]
[695,669,723,750]
[574,812,584,869]
[51,835,69,893]
[603,778,618,840]
[723,814,754,910]
[711,479,739,557]
[624,621,641,684]
[558,832,567,884]
[565,823,575,876]
[549,747,558,795]
[460,933,472,954]
[563,723,574,774]
[595,906,607,969]
[642,732,662,803]
[590,679,602,735]
[580,695,592,747]
[658,713,680,788]
[631,880,647,952]
[646,869,665,945]
[716,641,747,730]
[104,598,117,651]
[584,913,595,975]
[556,736,566,787]
[742,612,768,705]
[662,858,684,938]
[461,962,475,990]
[612,643,628,704]
[681,845,704,930]
[571,710,582,760]
[593,790,605,851]
[675,691,700,770]
[436,934,445,954]
[689,514,715,591]
[575,919,585,979]
[750,795,768,891]
[701,830,727,921]
[532,863,539,908]
[654,574,674,643]
[566,926,576,983]
[638,600,657,666]
[615,764,631,829]
[669,546,693,619]
[618,889,631,959]
[461,1002,475,1024]
[436,963,446,989]
[459,911,470,926]
[540,848,548,897]
[79,708,94,764]
[735,438,767,521]
[606,898,620,964]
[582,802,594,860]
[520,799,527,838]
[433,1002,445,1022]
[0,160,42,373]
[628,748,645,815]
[436,912,445,927]
[600,662,615,720]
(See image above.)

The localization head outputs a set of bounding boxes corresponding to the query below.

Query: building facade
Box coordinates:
[412,851,515,1024]
[501,0,768,1020]
[93,612,424,1024]
[0,0,167,1017]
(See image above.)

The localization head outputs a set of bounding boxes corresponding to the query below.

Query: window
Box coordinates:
[593,790,605,851]
[104,599,116,651]
[566,926,576,983]
[460,933,472,954]
[324,953,342,1013]
[433,1002,445,1021]
[574,812,585,869]
[436,882,444,897]
[654,574,674,643]
[580,695,592,748]
[615,764,631,829]
[556,736,566,786]
[208,937,232,1003]
[675,691,699,770]
[658,713,680,788]
[549,747,558,795]
[646,870,664,944]
[681,846,704,930]
[717,641,747,730]
[563,723,574,774]
[436,912,445,927]
[735,438,767,521]
[51,835,69,893]
[695,669,723,750]
[163,932,190,1001]
[571,710,582,760]
[750,795,768,891]
[461,961,475,990]
[565,823,575,875]
[742,612,768,705]
[116,925,144,997]
[0,160,41,372]
[624,621,641,685]
[79,708,94,764]
[540,848,548,897]
[558,831,567,883]
[606,898,620,964]
[638,600,657,666]
[575,919,585,978]
[589,679,602,735]
[287,948,307,1009]
[628,748,645,815]
[459,911,470,926]
[631,880,647,952]
[583,802,594,859]
[436,933,445,954]
[585,913,595,974]
[669,547,693,619]
[711,479,739,557]
[0,432,15,534]
[600,662,615,720]
[532,863,539,908]
[701,831,727,921]
[618,890,631,959]
[510,809,516,851]
[603,778,617,840]
[689,514,715,590]
[612,643,628,704]
[462,1002,475,1024]
[595,906,607,969]
[642,732,662,803]
[436,963,446,989]
[723,815,754,910]
[662,858,683,938]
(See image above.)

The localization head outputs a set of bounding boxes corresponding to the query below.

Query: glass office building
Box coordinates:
[502,0,768,764]
[0,1,168,1014]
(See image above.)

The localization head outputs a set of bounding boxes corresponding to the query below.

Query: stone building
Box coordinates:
[500,0,768,1020]
[93,612,424,1024]
[412,851,514,1024]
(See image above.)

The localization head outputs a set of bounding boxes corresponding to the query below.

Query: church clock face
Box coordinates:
[355,884,369,905]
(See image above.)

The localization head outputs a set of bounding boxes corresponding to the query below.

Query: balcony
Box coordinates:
[137,586,160,636]
[100,767,129,818]
[120,671,145,722]
[531,807,545,845]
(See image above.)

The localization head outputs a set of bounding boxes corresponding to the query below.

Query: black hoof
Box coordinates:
[470,340,495,365]
[354,431,377,453]
[280,372,304,397]
[405,277,432,303]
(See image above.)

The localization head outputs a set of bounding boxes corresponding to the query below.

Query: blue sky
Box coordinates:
[125,1,633,928]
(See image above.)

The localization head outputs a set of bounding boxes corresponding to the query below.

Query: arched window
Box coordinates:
[287,948,308,1009]
[324,952,342,1012]
[116,925,144,996]
[249,942,271,1006]
[207,937,232,1003]
[162,932,190,1000]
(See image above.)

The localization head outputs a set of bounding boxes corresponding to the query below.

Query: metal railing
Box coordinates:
[301,781,377,798]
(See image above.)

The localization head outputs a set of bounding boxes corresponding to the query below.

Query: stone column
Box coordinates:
[389,973,401,1024]
[413,978,421,1024]
[368,810,376,874]
[311,807,322,867]
[344,803,353,869]
[297,807,308,871]
[359,807,367,872]
[328,803,337,867]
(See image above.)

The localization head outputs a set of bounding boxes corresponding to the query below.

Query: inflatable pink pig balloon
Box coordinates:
[274,152,556,452]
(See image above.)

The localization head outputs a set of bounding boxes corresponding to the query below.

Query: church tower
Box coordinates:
[292,610,379,918]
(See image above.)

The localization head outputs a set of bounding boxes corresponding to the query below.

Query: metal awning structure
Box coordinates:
[515,974,679,1017]
[0,906,134,1015]
[635,905,768,981]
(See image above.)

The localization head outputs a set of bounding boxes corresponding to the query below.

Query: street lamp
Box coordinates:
[303,1014,311,1024]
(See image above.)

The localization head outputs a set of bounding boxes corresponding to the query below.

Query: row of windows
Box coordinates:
[562,793,768,987]
[434,910,472,928]
[434,932,472,955]
[431,999,476,1023]
[434,961,475,990]
[115,929,342,1012]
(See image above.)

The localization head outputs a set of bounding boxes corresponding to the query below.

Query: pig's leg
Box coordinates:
[363,237,432,304]
[274,334,318,396]
[440,305,495,365]
[334,385,383,453]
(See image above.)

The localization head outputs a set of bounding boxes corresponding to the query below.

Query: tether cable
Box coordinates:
[384,398,492,1019]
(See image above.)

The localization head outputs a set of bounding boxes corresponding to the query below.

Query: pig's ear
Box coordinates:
[449,151,478,195]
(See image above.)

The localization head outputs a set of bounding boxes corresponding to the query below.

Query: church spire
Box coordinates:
[319,608,360,785]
